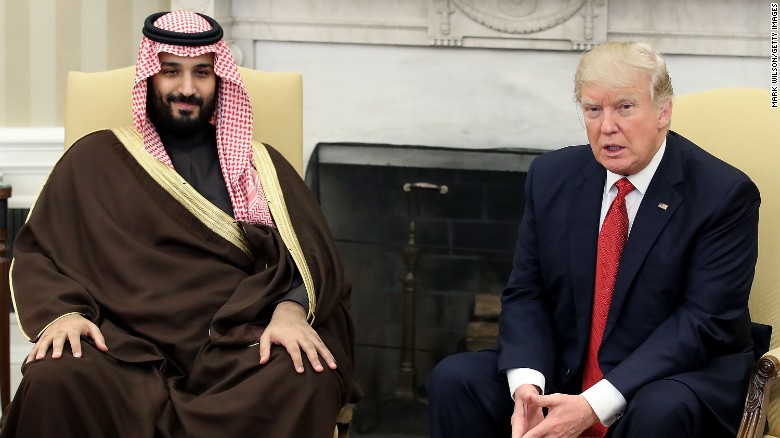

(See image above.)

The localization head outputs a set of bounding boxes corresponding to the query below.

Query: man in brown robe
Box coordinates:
[1,10,360,437]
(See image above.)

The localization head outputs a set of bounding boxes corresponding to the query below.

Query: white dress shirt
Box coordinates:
[507,139,667,426]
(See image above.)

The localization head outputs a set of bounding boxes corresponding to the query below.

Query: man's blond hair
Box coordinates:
[574,41,673,109]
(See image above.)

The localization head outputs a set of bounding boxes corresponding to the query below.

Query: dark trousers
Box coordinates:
[428,349,729,438]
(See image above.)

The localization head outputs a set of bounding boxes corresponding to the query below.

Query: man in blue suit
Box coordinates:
[428,41,760,437]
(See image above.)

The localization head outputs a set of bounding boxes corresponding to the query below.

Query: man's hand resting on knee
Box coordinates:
[258,301,338,374]
[27,314,108,362]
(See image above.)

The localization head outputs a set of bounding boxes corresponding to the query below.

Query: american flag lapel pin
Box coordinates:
[657,202,668,210]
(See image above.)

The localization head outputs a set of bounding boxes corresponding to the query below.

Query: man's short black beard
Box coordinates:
[147,79,217,135]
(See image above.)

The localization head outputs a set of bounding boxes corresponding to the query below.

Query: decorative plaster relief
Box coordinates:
[429,0,607,50]
[229,0,764,57]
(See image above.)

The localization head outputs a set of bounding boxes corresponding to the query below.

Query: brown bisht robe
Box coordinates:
[2,127,360,438]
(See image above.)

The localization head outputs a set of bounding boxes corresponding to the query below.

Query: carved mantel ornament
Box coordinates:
[430,0,606,49]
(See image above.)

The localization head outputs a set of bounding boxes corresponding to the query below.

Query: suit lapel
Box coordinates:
[602,137,685,343]
[569,158,606,351]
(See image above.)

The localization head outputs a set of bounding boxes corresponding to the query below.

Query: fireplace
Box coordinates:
[306,142,544,434]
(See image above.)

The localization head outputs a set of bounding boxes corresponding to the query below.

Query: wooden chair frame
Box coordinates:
[0,182,11,415]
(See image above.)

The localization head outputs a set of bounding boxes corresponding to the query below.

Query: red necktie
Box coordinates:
[580,177,635,438]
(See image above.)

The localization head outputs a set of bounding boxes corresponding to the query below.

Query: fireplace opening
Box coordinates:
[306,142,545,435]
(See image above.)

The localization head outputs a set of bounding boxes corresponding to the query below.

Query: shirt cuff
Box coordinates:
[581,379,627,426]
[506,368,546,400]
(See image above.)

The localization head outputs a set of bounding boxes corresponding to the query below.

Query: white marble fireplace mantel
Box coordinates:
[225,0,765,58]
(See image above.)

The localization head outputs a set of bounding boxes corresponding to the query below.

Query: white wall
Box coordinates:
[252,41,766,163]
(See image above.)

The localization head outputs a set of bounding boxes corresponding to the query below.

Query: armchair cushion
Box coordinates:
[59,65,354,436]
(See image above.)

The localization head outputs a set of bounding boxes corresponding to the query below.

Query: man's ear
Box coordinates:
[658,99,673,129]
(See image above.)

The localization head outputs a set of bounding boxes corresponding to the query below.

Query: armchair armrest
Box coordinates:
[737,346,780,438]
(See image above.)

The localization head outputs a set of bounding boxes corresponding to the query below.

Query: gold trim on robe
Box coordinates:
[252,141,317,324]
[111,126,252,260]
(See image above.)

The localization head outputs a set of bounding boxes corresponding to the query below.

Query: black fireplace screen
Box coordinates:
[305,142,545,404]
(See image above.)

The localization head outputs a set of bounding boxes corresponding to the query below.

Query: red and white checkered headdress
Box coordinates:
[133,10,273,227]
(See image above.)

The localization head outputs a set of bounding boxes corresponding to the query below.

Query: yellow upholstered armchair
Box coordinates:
[62,67,348,438]
[673,87,780,438]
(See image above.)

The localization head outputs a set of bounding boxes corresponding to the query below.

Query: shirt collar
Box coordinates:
[605,138,667,195]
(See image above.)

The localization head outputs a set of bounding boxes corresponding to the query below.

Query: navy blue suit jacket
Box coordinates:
[498,131,760,430]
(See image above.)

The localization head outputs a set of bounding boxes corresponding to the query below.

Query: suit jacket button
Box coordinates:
[566,368,572,376]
